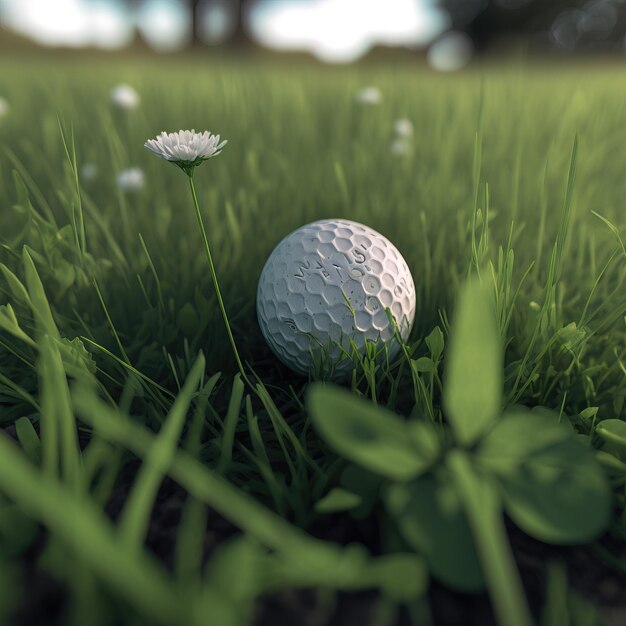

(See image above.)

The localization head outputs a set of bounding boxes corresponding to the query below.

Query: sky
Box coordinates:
[250,0,449,63]
[0,0,452,62]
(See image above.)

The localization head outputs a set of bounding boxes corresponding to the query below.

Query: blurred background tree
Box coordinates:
[441,0,626,52]
[189,0,254,48]
[2,0,626,64]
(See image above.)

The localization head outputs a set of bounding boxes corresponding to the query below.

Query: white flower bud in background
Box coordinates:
[81,163,98,182]
[117,167,145,192]
[0,97,9,118]
[355,86,382,105]
[393,118,414,138]
[110,84,140,110]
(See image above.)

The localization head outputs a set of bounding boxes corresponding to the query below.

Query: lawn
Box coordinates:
[0,55,625,626]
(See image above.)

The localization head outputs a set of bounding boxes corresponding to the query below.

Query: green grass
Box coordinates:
[0,56,624,626]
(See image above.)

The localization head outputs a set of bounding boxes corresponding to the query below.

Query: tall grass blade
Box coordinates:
[119,354,206,548]
[0,435,184,625]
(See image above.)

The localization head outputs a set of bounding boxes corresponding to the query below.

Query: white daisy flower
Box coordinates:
[117,167,145,192]
[144,129,227,175]
[0,97,9,117]
[81,163,98,182]
[390,138,411,156]
[393,118,414,138]
[355,86,382,105]
[110,84,140,110]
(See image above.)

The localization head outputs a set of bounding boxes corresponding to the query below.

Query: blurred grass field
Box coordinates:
[1,58,624,413]
[0,57,625,625]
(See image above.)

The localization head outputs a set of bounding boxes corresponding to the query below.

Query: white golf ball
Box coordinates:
[256,219,416,377]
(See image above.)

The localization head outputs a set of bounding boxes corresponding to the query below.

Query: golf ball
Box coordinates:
[256,219,416,377]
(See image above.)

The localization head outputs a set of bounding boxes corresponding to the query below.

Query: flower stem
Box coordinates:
[447,450,533,626]
[187,174,252,389]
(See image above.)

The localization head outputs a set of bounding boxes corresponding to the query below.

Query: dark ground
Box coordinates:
[2,423,626,626]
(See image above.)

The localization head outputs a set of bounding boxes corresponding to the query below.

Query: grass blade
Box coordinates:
[14,416,41,465]
[22,248,60,341]
[447,450,533,626]
[118,354,206,548]
[443,278,503,446]
[0,434,183,625]
[38,334,82,487]
[74,384,309,554]
[217,374,245,472]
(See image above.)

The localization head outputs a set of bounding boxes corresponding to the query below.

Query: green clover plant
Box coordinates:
[307,277,613,626]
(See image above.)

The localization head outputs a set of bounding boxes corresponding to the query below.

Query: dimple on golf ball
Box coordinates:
[256,219,416,377]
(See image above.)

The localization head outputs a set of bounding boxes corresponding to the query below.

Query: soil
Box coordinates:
[2,425,626,626]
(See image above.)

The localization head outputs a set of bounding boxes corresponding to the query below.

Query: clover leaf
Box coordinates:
[385,474,485,592]
[307,384,440,482]
[479,408,612,544]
